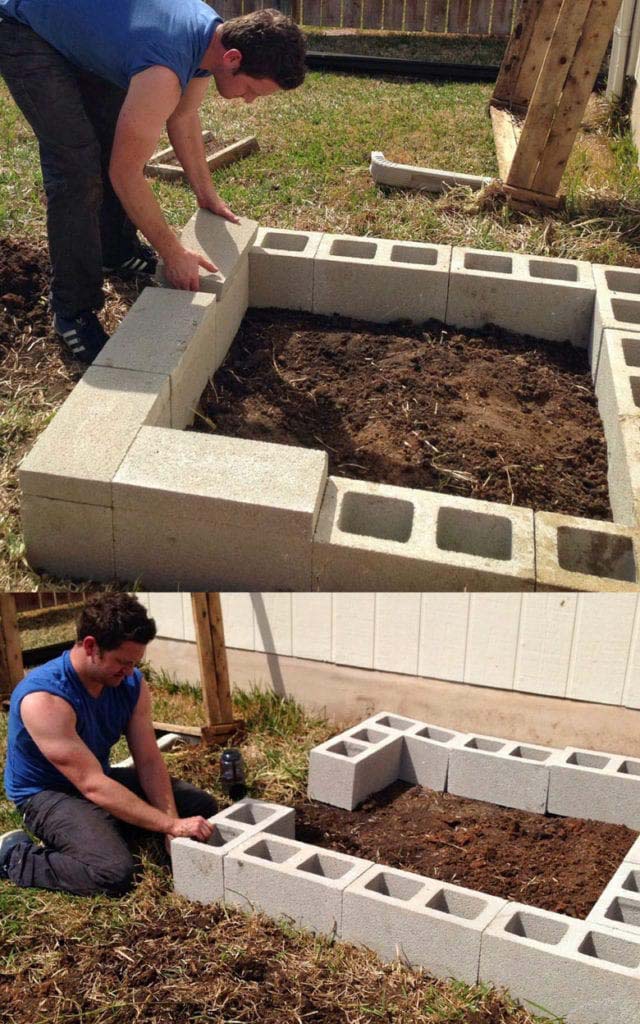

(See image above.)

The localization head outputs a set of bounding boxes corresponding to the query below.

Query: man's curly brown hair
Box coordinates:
[220,9,306,90]
[77,595,157,651]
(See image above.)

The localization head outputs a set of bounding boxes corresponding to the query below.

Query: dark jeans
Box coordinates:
[0,17,139,317]
[6,768,218,897]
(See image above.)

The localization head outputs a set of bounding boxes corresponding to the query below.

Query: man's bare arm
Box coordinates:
[20,691,212,840]
[110,66,217,289]
[125,678,178,819]
[166,78,238,223]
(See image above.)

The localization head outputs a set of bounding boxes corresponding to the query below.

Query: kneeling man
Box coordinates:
[1,594,216,896]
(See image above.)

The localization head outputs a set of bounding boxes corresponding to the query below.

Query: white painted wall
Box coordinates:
[139,593,640,711]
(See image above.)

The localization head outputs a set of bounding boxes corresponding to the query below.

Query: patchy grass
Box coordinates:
[0,681,562,1024]
[1,56,639,588]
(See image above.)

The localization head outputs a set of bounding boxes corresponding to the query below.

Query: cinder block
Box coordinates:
[113,427,327,588]
[480,903,640,1024]
[587,862,640,939]
[447,733,557,813]
[18,366,169,506]
[370,151,492,192]
[313,232,450,322]
[535,511,640,592]
[313,476,535,591]
[626,836,640,865]
[547,747,640,828]
[212,798,296,839]
[249,227,323,310]
[343,864,506,984]
[22,494,115,581]
[307,724,403,809]
[595,329,640,526]
[211,254,249,368]
[399,721,459,790]
[591,265,640,381]
[224,833,372,935]
[158,211,258,298]
[171,821,248,904]
[447,247,594,345]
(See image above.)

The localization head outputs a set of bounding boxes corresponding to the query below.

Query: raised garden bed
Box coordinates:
[193,308,610,521]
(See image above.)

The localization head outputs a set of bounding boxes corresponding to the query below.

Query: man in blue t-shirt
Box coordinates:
[0,2,306,360]
[0,593,218,896]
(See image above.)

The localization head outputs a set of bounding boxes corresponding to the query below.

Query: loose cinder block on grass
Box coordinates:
[591,265,640,381]
[312,476,535,591]
[249,227,324,310]
[342,864,506,984]
[535,511,640,591]
[307,725,403,809]
[447,733,556,814]
[313,232,450,323]
[112,427,327,588]
[446,247,594,345]
[595,329,640,527]
[587,861,640,939]
[21,494,115,581]
[18,366,170,507]
[479,903,640,1024]
[224,833,372,935]
[547,747,640,829]
[369,151,492,192]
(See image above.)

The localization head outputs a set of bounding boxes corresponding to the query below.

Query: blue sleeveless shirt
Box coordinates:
[4,650,142,805]
[0,0,221,91]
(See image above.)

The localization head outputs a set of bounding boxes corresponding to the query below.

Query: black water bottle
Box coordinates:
[220,748,247,801]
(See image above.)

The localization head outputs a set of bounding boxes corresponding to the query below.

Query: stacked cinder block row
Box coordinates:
[19,219,640,590]
[591,265,640,381]
[170,798,295,904]
[307,712,640,828]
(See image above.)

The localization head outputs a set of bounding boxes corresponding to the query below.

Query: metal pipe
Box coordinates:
[607,0,637,99]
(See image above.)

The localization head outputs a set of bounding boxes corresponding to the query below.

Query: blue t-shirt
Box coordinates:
[0,0,221,91]
[4,650,142,805]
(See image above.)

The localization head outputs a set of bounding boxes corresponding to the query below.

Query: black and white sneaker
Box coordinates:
[0,829,29,879]
[53,311,109,363]
[103,245,157,279]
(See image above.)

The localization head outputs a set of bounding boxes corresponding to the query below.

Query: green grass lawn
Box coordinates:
[0,676,563,1024]
[1,50,640,588]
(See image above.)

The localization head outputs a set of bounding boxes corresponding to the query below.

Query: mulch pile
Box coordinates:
[295,781,638,919]
[195,307,610,519]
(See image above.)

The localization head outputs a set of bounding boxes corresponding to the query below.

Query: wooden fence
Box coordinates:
[12,593,87,614]
[214,0,519,35]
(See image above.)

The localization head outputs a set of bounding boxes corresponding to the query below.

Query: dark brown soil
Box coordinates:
[195,308,611,519]
[295,782,638,919]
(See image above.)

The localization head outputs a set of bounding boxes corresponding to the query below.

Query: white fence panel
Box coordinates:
[332,593,375,669]
[373,594,421,675]
[514,594,577,697]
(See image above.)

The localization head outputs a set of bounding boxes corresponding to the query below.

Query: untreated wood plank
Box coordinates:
[404,0,425,30]
[383,0,405,29]
[343,0,363,26]
[491,0,518,36]
[531,0,624,196]
[469,0,491,34]
[322,0,342,27]
[448,0,471,32]
[191,593,234,728]
[0,595,24,700]
[153,721,202,738]
[507,0,593,190]
[300,0,322,25]
[490,104,522,179]
[502,181,563,209]
[425,0,447,32]
[362,0,384,26]
[493,0,562,107]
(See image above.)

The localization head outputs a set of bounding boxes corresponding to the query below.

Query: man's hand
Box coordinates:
[166,815,214,841]
[198,190,241,225]
[163,245,218,290]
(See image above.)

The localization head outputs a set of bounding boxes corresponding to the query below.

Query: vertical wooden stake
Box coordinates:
[191,593,238,744]
[0,595,24,701]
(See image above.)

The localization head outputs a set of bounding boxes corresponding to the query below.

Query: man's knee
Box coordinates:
[88,851,135,896]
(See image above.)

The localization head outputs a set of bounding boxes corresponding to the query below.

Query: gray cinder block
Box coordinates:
[212,798,296,839]
[171,821,248,904]
[313,232,451,323]
[307,724,403,809]
[595,329,640,527]
[343,864,506,984]
[447,733,557,813]
[535,512,640,592]
[480,903,640,1024]
[591,265,640,381]
[547,747,640,828]
[249,227,324,311]
[21,494,116,582]
[587,861,640,939]
[447,247,595,345]
[157,211,258,299]
[224,833,372,935]
[399,721,459,790]
[626,836,640,865]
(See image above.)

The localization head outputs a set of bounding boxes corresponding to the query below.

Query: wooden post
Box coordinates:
[0,595,24,701]
[190,593,242,745]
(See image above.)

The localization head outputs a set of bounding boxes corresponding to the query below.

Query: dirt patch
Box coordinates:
[194,308,610,520]
[295,782,637,919]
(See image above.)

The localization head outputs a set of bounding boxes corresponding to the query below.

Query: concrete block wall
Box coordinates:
[308,713,640,829]
[19,215,640,591]
[591,265,640,380]
[595,329,640,526]
[587,861,640,937]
